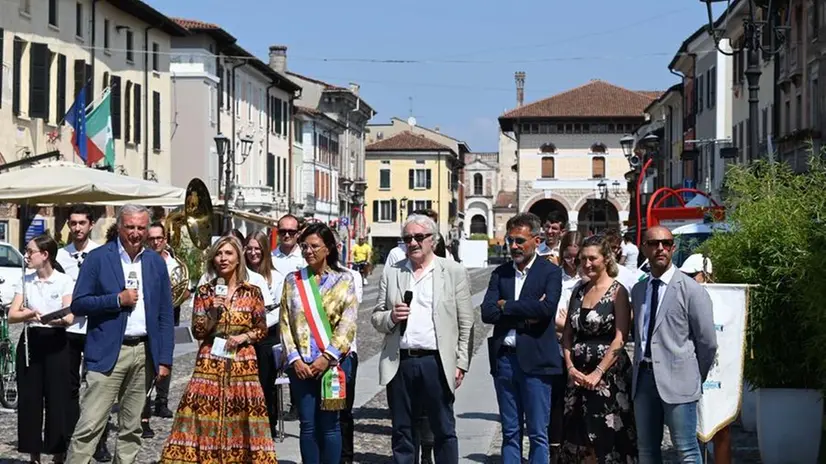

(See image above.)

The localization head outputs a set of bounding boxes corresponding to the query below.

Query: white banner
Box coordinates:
[696,284,749,442]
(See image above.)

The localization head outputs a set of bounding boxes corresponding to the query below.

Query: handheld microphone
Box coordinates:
[214,277,228,319]
[400,290,413,336]
[125,271,139,290]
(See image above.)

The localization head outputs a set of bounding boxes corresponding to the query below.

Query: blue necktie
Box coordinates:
[644,279,660,359]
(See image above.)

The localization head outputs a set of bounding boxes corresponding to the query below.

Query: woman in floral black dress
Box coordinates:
[561,235,637,463]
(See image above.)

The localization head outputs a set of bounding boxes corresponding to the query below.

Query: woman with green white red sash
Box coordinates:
[280,222,358,464]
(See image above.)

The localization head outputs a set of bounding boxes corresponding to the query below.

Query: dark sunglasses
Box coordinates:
[644,239,674,248]
[505,235,530,246]
[278,229,298,236]
[402,233,433,244]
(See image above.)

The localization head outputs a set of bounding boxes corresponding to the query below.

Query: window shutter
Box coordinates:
[152,91,161,150]
[0,29,4,107]
[408,169,414,189]
[541,157,555,178]
[133,84,141,144]
[407,200,414,213]
[592,157,605,178]
[84,63,92,106]
[28,43,50,120]
[426,200,433,210]
[217,63,224,110]
[425,169,432,189]
[282,158,287,194]
[267,153,275,188]
[390,199,397,222]
[13,38,25,116]
[110,75,121,139]
[56,54,66,120]
[124,81,132,143]
[372,200,379,222]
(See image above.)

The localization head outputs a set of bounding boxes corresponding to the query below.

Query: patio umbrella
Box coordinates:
[0,162,185,205]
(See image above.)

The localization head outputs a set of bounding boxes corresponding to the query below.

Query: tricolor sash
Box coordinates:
[295,268,347,411]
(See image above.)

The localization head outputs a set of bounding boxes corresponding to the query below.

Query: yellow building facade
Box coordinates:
[364,131,460,254]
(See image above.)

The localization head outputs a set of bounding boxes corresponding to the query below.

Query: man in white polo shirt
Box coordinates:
[55,205,110,461]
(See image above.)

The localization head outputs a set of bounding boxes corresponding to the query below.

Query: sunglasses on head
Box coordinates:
[645,239,674,248]
[402,233,432,244]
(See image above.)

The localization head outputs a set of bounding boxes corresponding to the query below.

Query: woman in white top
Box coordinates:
[245,229,286,439]
[9,234,74,464]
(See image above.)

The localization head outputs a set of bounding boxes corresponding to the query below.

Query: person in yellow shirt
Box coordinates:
[352,237,372,285]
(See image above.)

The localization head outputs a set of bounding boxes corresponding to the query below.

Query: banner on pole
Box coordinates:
[696,283,749,442]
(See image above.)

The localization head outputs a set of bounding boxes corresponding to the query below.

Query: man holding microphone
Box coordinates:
[66,205,174,464]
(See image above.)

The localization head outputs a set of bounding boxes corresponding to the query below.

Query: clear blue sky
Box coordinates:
[147,0,718,152]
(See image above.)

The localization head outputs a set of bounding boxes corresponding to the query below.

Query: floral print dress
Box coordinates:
[561,280,637,464]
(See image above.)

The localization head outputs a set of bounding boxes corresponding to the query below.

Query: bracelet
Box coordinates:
[595,366,605,375]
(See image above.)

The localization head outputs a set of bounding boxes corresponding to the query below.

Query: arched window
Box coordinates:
[473,173,483,195]
[541,157,555,178]
[540,142,557,153]
[592,156,606,178]
[590,142,607,154]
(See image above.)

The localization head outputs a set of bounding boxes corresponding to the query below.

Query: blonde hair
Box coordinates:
[580,235,619,278]
[206,236,248,283]
[245,230,274,285]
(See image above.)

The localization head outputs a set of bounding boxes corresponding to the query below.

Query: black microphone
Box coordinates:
[214,277,228,320]
[400,290,413,335]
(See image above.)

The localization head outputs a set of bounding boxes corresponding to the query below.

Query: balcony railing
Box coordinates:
[235,185,275,207]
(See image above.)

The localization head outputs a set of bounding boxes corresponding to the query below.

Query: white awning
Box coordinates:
[0,162,185,205]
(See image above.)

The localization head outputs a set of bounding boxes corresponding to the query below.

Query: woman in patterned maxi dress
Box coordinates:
[561,235,637,464]
[161,236,278,463]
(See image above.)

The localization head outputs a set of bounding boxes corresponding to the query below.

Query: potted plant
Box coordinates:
[703,155,826,463]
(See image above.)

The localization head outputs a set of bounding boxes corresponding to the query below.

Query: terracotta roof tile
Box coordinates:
[366,131,453,152]
[501,80,659,119]
[171,18,221,30]
[494,191,517,209]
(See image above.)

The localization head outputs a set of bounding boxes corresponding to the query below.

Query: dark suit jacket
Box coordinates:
[481,256,563,376]
[71,240,174,374]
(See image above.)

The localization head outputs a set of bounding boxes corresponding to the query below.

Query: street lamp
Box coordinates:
[399,196,408,225]
[597,180,608,199]
[699,0,789,161]
[619,135,635,158]
[612,180,622,196]
[235,190,246,210]
[214,133,254,233]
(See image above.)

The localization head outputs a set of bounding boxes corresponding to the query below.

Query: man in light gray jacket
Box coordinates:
[631,226,717,463]
[372,214,474,464]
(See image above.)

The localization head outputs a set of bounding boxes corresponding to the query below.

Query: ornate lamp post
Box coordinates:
[214,133,254,233]
[699,0,789,161]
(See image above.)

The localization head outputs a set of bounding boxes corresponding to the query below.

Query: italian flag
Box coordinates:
[84,90,115,167]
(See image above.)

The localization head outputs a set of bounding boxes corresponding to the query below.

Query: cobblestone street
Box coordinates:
[0,265,762,463]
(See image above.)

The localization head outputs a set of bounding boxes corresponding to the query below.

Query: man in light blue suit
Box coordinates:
[66,204,174,464]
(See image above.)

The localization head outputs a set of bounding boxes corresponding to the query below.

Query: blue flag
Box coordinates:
[64,88,88,162]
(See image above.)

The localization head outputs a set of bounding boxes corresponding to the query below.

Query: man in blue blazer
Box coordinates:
[66,204,174,464]
[482,212,562,464]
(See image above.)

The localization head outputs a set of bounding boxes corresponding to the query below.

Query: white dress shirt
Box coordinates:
[272,245,306,277]
[616,264,645,296]
[56,240,100,334]
[119,240,148,337]
[537,242,560,259]
[347,267,363,353]
[503,253,538,347]
[385,245,407,267]
[640,264,676,361]
[621,241,640,270]
[14,270,74,329]
[399,260,437,350]
[265,269,286,328]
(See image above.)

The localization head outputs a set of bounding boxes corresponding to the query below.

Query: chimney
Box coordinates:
[349,82,360,96]
[268,45,287,74]
[515,71,526,107]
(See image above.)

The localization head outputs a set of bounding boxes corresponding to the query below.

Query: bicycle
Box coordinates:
[0,277,18,409]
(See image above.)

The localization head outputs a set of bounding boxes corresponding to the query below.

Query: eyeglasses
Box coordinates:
[278,229,298,237]
[300,243,326,254]
[147,236,165,242]
[401,233,433,244]
[25,248,42,256]
[505,235,530,246]
[644,239,674,249]
[245,246,263,254]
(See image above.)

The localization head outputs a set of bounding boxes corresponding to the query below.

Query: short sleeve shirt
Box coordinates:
[14,271,74,329]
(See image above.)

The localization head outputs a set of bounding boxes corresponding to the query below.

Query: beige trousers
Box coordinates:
[66,343,153,464]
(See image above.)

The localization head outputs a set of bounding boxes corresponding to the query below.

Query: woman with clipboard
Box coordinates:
[8,233,74,464]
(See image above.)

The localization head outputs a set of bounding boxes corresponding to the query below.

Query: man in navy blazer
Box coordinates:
[66,204,174,464]
[482,212,562,464]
